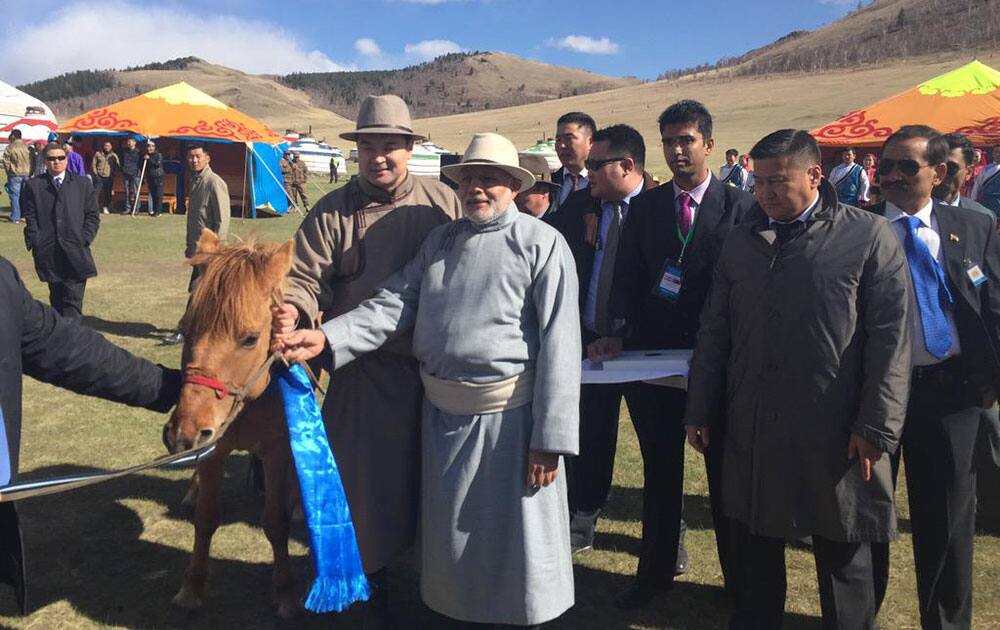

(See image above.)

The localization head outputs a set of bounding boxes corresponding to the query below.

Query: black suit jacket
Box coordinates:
[21,172,100,283]
[0,257,180,612]
[544,173,658,322]
[869,200,1000,392]
[611,175,758,349]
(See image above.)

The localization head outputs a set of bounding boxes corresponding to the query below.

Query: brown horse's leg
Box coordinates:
[172,452,225,610]
[181,469,199,515]
[262,445,298,618]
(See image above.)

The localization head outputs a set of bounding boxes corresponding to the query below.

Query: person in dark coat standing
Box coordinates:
[0,255,180,614]
[119,137,141,213]
[870,125,1000,630]
[580,102,755,609]
[685,129,912,629]
[143,141,165,217]
[21,142,100,321]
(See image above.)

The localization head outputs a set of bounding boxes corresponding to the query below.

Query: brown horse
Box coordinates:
[162,229,300,618]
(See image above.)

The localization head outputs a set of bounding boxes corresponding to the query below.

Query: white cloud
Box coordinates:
[403,39,463,61]
[546,35,620,55]
[1,1,349,85]
[354,38,383,57]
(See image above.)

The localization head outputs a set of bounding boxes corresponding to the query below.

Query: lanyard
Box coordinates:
[676,214,697,265]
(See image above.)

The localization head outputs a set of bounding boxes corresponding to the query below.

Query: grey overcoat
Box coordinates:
[685,181,912,542]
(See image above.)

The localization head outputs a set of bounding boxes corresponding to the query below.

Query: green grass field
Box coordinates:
[0,176,999,629]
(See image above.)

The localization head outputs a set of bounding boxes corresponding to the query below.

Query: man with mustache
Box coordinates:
[590,102,755,608]
[271,95,460,627]
[971,145,1000,216]
[870,125,1000,630]
[277,132,580,628]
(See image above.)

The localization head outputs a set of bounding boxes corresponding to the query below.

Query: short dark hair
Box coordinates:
[883,125,948,166]
[657,99,713,140]
[941,132,976,168]
[749,129,821,168]
[725,148,739,158]
[9,129,21,140]
[43,142,64,156]
[187,143,209,154]
[556,112,596,136]
[592,124,645,171]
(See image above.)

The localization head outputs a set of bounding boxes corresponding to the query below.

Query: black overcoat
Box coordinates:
[21,172,100,283]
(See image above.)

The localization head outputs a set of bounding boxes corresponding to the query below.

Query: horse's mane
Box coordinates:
[180,236,285,339]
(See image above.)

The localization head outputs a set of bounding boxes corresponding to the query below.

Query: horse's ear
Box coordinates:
[196,229,221,256]
[265,240,294,287]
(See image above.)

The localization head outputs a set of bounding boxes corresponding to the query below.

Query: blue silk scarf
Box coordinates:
[276,364,369,612]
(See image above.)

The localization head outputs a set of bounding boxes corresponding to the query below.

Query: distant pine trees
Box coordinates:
[19,70,117,103]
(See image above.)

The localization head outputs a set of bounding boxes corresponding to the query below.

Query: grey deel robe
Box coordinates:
[685,184,912,543]
[323,206,581,625]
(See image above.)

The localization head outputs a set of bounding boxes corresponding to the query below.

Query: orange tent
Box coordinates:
[59,81,283,143]
[811,60,1000,149]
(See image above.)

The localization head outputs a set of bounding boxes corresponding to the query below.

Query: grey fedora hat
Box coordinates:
[340,94,427,142]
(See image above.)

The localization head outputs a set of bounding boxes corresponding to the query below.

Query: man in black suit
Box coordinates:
[544,124,656,572]
[870,125,1000,630]
[553,112,596,207]
[601,100,756,608]
[935,132,997,221]
[0,255,180,614]
[21,142,100,321]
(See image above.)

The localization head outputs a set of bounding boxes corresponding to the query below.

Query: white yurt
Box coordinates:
[288,137,345,177]
[0,80,57,149]
[520,139,560,172]
[408,141,444,177]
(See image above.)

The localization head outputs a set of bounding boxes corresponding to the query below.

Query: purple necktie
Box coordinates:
[677,191,693,238]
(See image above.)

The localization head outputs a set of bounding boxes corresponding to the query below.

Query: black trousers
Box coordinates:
[705,417,739,595]
[565,375,686,586]
[48,280,86,321]
[147,177,163,215]
[730,521,877,630]
[95,174,113,208]
[874,360,979,630]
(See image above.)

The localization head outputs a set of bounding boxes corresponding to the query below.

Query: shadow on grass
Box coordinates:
[600,487,715,531]
[81,315,175,340]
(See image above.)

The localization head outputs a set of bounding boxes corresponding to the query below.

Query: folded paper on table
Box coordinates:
[581,349,692,388]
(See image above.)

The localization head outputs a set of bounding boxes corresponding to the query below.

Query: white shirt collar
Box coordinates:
[673,172,713,206]
[51,172,65,184]
[885,198,934,227]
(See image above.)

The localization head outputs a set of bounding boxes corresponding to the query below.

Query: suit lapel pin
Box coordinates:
[949,234,960,242]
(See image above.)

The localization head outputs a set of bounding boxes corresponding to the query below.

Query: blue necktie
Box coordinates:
[0,406,10,486]
[901,215,954,359]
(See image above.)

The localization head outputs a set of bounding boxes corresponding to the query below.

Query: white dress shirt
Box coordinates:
[51,172,65,187]
[559,168,589,204]
[884,199,962,366]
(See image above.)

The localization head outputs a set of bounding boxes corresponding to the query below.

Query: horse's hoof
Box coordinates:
[172,585,204,610]
[275,599,300,620]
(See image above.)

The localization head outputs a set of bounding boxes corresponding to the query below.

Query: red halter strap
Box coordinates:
[183,373,231,399]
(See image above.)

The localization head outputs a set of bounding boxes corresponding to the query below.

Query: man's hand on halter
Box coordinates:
[271,303,299,338]
[278,329,328,364]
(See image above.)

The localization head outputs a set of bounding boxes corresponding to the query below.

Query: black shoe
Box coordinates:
[614,580,669,609]
[162,332,184,345]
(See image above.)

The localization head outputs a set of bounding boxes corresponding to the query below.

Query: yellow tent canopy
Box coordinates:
[812,60,1000,148]
[58,81,283,144]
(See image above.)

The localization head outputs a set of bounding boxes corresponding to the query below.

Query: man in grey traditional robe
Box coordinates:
[278,132,581,628]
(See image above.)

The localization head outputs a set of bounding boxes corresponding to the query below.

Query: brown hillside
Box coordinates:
[280,52,641,119]
[43,59,355,144]
[665,0,1000,79]
[416,51,1000,179]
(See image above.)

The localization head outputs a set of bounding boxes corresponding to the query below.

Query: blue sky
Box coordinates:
[0,0,858,85]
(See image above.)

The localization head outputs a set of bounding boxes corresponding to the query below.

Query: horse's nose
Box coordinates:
[162,423,171,450]
[195,428,216,448]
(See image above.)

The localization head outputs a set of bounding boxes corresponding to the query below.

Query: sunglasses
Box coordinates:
[945,161,962,176]
[585,156,627,171]
[45,155,67,162]
[877,158,931,177]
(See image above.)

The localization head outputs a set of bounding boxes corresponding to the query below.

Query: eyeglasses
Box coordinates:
[585,156,627,171]
[45,155,67,162]
[877,158,931,177]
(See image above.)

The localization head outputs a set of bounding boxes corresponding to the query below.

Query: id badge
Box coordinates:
[655,260,683,300]
[966,260,987,287]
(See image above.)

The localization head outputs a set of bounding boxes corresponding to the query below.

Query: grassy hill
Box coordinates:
[416,50,1000,179]
[661,0,1000,80]
[280,52,640,119]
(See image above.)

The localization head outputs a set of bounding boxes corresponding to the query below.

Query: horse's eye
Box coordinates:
[240,334,259,349]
